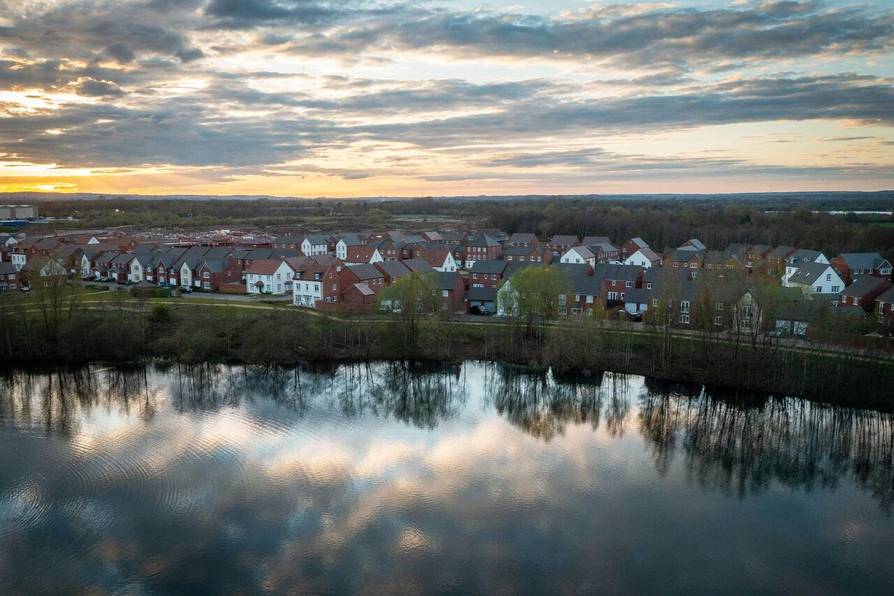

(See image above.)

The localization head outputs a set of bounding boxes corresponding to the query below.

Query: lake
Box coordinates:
[1,362,892,594]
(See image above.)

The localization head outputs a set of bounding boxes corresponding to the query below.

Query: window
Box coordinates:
[558,294,566,306]
[714,315,723,326]
[831,286,840,293]
[646,282,652,290]
[652,299,659,307]
[826,273,831,281]
[715,302,724,311]
[625,281,633,288]
[815,286,822,293]
[679,314,690,324]
[680,300,690,314]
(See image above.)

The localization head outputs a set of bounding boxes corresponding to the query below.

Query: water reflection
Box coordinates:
[0,362,893,594]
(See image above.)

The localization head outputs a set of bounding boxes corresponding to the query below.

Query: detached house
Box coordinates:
[624,247,662,268]
[831,253,893,285]
[783,249,828,286]
[245,259,295,295]
[561,246,595,267]
[335,234,366,261]
[414,246,458,272]
[785,261,844,301]
[338,263,385,307]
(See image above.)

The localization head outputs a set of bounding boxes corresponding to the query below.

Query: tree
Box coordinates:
[376,272,440,349]
[29,256,79,351]
[499,266,572,340]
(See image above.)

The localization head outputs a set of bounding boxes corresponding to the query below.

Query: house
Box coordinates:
[592,264,643,304]
[783,249,828,285]
[670,248,704,274]
[128,253,155,284]
[785,262,844,301]
[837,276,891,313]
[177,246,213,288]
[370,239,400,262]
[623,287,652,318]
[681,239,706,251]
[292,256,342,307]
[335,234,366,260]
[9,249,27,271]
[344,244,382,266]
[469,260,507,288]
[110,253,135,283]
[0,261,21,292]
[468,286,498,315]
[589,242,621,263]
[435,271,466,312]
[745,245,771,270]
[621,237,650,260]
[875,287,894,323]
[194,259,240,291]
[580,236,611,248]
[831,253,893,285]
[623,247,662,269]
[503,245,550,265]
[374,260,412,285]
[245,259,295,295]
[464,234,502,268]
[414,246,458,272]
[549,235,579,258]
[703,250,743,272]
[342,281,377,309]
[506,232,539,248]
[561,276,604,316]
[560,246,595,267]
[338,264,385,302]
[301,235,330,256]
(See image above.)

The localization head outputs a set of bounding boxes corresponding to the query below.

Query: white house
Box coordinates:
[560,246,595,268]
[129,255,153,283]
[786,262,844,301]
[624,247,662,269]
[301,235,329,256]
[430,249,458,273]
[783,250,828,286]
[245,259,295,295]
[335,234,365,261]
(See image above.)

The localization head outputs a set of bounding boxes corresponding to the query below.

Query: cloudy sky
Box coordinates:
[0,0,892,197]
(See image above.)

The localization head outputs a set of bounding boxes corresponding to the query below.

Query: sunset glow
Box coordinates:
[1,0,892,197]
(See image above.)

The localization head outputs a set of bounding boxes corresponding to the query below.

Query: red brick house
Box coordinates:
[831,253,893,285]
[838,276,892,313]
[876,287,894,323]
[506,232,539,249]
[0,261,22,293]
[469,260,507,288]
[338,263,384,302]
[464,234,502,267]
[435,271,466,313]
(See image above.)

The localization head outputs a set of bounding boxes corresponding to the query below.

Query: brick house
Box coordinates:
[837,276,892,313]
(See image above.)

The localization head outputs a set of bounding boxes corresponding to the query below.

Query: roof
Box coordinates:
[593,263,641,283]
[466,233,501,247]
[0,261,16,275]
[351,282,375,297]
[787,261,834,286]
[470,260,507,275]
[436,271,461,290]
[838,252,888,270]
[245,259,288,275]
[877,286,894,304]
[631,247,661,262]
[839,275,890,298]
[570,276,603,296]
[565,245,594,260]
[624,287,652,304]
[768,246,796,260]
[581,236,610,246]
[552,263,592,278]
[550,235,579,246]
[303,235,329,245]
[337,233,365,246]
[672,248,703,262]
[682,239,706,250]
[787,248,823,265]
[508,232,538,243]
[374,260,412,280]
[402,258,435,273]
[345,263,383,281]
[468,286,498,302]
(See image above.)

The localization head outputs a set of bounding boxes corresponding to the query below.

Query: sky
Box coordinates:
[0,0,892,197]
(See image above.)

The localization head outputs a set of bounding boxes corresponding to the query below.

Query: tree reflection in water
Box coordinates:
[2,362,892,510]
[638,380,894,511]
[484,364,632,441]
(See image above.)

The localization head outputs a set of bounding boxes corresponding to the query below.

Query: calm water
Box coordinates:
[1,362,893,595]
